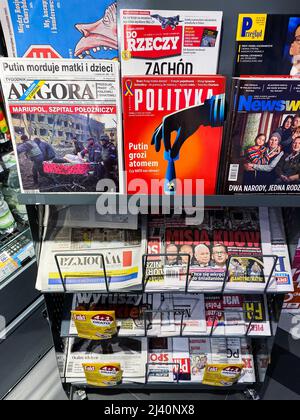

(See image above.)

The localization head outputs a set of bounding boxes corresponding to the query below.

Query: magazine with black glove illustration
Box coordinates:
[122,75,226,196]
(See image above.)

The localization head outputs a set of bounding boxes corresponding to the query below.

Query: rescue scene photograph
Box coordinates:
[11,112,119,193]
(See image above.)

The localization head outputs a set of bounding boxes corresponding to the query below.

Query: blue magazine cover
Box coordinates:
[0,0,117,59]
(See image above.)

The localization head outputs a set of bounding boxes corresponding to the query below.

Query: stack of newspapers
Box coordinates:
[145,208,293,294]
[61,292,271,338]
[63,336,256,385]
[36,207,147,292]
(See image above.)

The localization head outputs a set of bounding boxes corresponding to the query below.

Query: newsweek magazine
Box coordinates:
[120,9,222,76]
[65,337,147,384]
[0,0,118,60]
[36,224,146,292]
[234,14,300,77]
[122,75,225,196]
[0,58,124,194]
[225,78,300,195]
[61,293,153,337]
[146,208,278,293]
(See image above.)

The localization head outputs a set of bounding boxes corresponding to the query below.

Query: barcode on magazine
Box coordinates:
[228,164,239,182]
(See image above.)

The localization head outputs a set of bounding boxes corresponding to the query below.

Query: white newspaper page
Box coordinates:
[173,294,207,335]
[147,338,173,383]
[66,293,151,337]
[46,206,138,230]
[239,338,256,384]
[36,225,146,292]
[65,337,147,383]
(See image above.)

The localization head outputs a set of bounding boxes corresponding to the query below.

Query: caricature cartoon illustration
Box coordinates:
[0,0,118,60]
[75,2,118,59]
[151,14,181,30]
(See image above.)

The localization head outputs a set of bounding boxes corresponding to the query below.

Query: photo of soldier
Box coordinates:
[17,135,54,187]
[99,133,118,180]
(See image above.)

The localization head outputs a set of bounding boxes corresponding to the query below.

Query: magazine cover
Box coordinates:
[225,78,300,195]
[205,294,271,336]
[189,338,212,382]
[147,337,173,383]
[120,9,222,76]
[0,0,118,60]
[122,75,226,195]
[146,209,270,293]
[62,293,152,337]
[239,338,256,384]
[172,338,191,382]
[0,58,123,194]
[234,14,300,76]
[244,295,271,337]
[151,293,206,337]
[65,337,147,383]
[36,224,146,292]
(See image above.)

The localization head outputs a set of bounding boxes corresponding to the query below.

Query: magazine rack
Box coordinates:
[10,0,300,402]
[52,251,280,295]
[36,232,285,399]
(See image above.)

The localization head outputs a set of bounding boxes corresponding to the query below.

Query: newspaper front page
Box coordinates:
[36,224,146,292]
[0,58,124,194]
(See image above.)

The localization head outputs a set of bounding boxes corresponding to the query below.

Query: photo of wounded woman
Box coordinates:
[13,113,119,193]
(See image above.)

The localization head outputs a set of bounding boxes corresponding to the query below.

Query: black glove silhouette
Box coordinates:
[151,95,225,194]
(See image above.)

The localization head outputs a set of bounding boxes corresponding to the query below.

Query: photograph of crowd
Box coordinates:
[11,112,119,192]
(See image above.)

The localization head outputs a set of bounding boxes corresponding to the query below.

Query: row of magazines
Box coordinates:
[36,206,294,294]
[62,292,271,339]
[59,336,270,387]
[0,7,299,195]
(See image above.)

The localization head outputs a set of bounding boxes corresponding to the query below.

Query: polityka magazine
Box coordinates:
[122,75,225,195]
[225,78,300,195]
[0,58,124,194]
[120,9,222,76]
[0,0,118,60]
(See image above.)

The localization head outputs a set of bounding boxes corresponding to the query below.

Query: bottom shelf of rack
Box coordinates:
[65,381,252,391]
